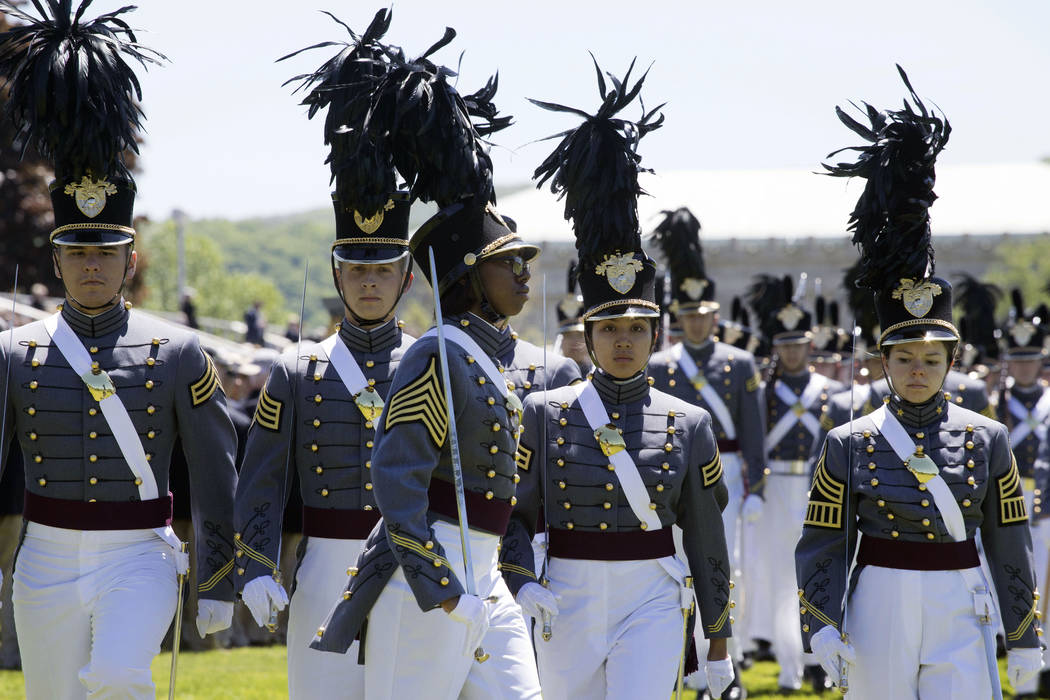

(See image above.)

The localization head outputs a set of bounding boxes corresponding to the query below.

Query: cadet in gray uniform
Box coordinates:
[746,274,842,693]
[309,28,542,698]
[233,12,416,696]
[647,207,763,699]
[796,68,1043,698]
[499,59,736,700]
[0,6,238,698]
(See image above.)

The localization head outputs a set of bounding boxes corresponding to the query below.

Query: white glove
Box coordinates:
[516,582,559,621]
[741,494,764,523]
[447,594,490,657]
[1007,647,1044,688]
[241,574,290,628]
[196,599,235,638]
[810,625,856,688]
[705,657,735,697]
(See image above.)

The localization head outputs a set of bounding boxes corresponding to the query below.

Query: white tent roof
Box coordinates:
[502,162,1050,242]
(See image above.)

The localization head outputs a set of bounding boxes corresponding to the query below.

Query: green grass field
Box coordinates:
[0,649,1025,699]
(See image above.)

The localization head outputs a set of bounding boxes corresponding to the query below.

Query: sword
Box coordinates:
[837,318,860,695]
[168,541,189,700]
[428,247,489,663]
[539,273,552,642]
[0,267,18,473]
[675,575,694,700]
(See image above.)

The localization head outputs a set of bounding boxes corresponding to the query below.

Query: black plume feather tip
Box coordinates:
[731,296,742,322]
[0,0,165,182]
[1011,288,1025,318]
[746,274,788,341]
[953,273,1000,355]
[823,65,950,292]
[566,260,579,294]
[649,207,706,284]
[279,8,396,218]
[530,54,665,268]
[815,296,826,325]
[842,259,879,340]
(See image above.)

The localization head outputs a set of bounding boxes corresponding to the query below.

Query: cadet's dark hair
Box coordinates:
[440,276,477,316]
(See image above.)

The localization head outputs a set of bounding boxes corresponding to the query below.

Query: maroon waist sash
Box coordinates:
[24,490,172,531]
[857,536,980,571]
[302,506,381,539]
[548,527,675,561]
[427,478,513,536]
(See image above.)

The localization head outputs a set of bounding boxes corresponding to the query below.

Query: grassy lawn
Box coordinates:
[0,650,1023,698]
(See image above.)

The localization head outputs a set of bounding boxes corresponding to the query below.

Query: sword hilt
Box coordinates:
[838,632,850,694]
[540,577,553,641]
[266,571,282,633]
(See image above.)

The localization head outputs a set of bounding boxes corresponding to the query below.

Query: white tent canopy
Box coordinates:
[501,162,1050,242]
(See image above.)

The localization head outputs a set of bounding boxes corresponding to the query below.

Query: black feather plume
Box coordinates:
[1011,288,1025,319]
[842,259,879,343]
[954,273,1001,359]
[566,260,579,294]
[279,8,395,218]
[530,55,664,267]
[0,0,165,182]
[746,274,788,341]
[649,207,706,284]
[823,65,950,292]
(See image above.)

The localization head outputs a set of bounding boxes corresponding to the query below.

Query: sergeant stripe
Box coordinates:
[999,457,1028,525]
[198,558,234,593]
[190,354,221,406]
[388,531,452,570]
[701,451,723,488]
[252,387,283,432]
[707,599,731,634]
[804,449,845,529]
[1008,605,1036,642]
[385,356,448,448]
[498,563,536,580]
[515,443,533,472]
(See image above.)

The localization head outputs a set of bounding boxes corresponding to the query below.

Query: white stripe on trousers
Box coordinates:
[13,523,178,700]
[845,565,994,699]
[537,556,683,700]
[364,519,540,699]
[286,536,367,699]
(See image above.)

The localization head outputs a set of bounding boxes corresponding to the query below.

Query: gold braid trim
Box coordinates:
[1008,605,1036,642]
[582,299,661,321]
[701,450,723,488]
[331,237,409,250]
[707,599,732,634]
[477,233,521,258]
[515,443,533,472]
[878,318,959,346]
[498,563,537,580]
[51,223,136,241]
[198,558,235,593]
[388,531,452,569]
[799,592,838,630]
[237,539,279,572]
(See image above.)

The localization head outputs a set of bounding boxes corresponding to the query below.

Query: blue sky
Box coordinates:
[71,1,1050,221]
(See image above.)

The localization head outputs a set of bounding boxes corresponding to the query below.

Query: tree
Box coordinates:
[982,234,1050,316]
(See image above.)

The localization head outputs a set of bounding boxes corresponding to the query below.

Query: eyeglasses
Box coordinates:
[492,255,530,276]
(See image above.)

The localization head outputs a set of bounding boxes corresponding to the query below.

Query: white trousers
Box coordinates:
[13,523,178,700]
[845,565,995,699]
[364,520,540,700]
[287,536,367,699]
[537,556,684,700]
[1016,510,1049,694]
[746,467,810,688]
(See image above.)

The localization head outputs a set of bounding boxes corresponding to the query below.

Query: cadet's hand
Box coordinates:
[241,575,290,627]
[1007,647,1044,688]
[516,581,559,621]
[705,657,735,697]
[742,494,764,523]
[810,625,856,688]
[446,594,490,656]
[196,599,235,638]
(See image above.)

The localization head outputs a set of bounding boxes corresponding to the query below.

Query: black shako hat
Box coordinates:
[531,56,664,322]
[747,274,813,346]
[1002,289,1047,359]
[823,65,957,350]
[650,207,718,315]
[0,1,165,246]
[556,260,585,333]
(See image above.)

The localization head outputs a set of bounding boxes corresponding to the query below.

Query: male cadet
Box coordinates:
[745,274,842,694]
[310,20,544,698]
[233,12,415,696]
[0,5,238,698]
[648,208,764,700]
[555,260,593,376]
[996,292,1050,700]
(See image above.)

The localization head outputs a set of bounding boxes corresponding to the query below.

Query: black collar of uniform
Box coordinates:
[683,339,715,363]
[338,318,400,355]
[778,369,812,391]
[1011,382,1043,398]
[448,312,514,359]
[591,369,650,405]
[60,298,129,338]
[887,391,948,428]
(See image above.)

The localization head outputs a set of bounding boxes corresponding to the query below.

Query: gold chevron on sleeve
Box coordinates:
[1008,604,1036,642]
[252,386,283,433]
[189,353,221,406]
[999,456,1027,525]
[499,562,537,580]
[515,442,533,472]
[701,450,723,488]
[804,450,844,529]
[745,371,761,393]
[385,355,448,448]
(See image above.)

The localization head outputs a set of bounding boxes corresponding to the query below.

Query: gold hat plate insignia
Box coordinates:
[65,176,118,218]
[892,278,942,318]
[595,253,644,294]
[353,199,396,234]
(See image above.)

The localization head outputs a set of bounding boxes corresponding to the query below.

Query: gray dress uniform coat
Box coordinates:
[499,370,734,640]
[312,313,571,653]
[649,340,767,496]
[1001,383,1050,521]
[0,302,239,600]
[795,392,1041,651]
[234,318,413,584]
[766,370,843,467]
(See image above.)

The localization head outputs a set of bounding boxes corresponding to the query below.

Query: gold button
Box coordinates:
[639,522,648,530]
[603,502,611,510]
[29,380,38,390]
[490,445,499,454]
[669,380,677,387]
[667,426,676,434]
[313,373,321,382]
[314,394,323,404]
[664,443,673,452]
[146,357,156,367]
[662,463,670,471]
[315,467,323,474]
[477,377,486,385]
[366,360,375,368]
[560,402,569,410]
[648,502,658,510]
[368,378,376,387]
[963,499,972,507]
[513,474,520,484]
[523,381,532,389]
[237,568,245,576]
[365,460,371,468]
[147,430,155,439]
[870,478,879,487]
[89,431,98,439]
[926,533,935,540]
[966,424,974,432]
[922,518,931,526]
[921,499,930,507]
[145,453,152,462]
[563,502,571,510]
[915,445,924,455]
[916,432,925,439]
[365,483,373,491]
[800,606,808,615]
[607,464,615,472]
[611,412,620,420]
[89,454,97,463]
[364,504,373,511]
[38,477,47,486]
[877,499,885,507]
[966,459,975,469]
[492,423,501,432]
[31,359,39,367]
[366,421,374,430]
[656,484,665,492]
[152,338,161,346]
[566,522,575,530]
[460,319,470,327]
[135,478,143,486]
[918,484,927,491]
[605,483,614,491]
[366,441,373,448]
[556,437,565,446]
[487,469,496,478]
[313,418,321,428]
[321,489,329,497]
[891,530,899,538]
[146,405,154,415]
[467,356,476,364]
[27,407,36,416]
[29,431,38,441]
[89,477,98,485]
[510,496,518,505]
[558,481,566,490]
[868,463,876,471]
[967,476,976,486]
[89,346,98,354]
[557,459,565,467]
[862,430,871,438]
[866,445,874,454]
[145,380,154,390]
[965,441,974,450]
[559,418,567,427]
[311,443,318,452]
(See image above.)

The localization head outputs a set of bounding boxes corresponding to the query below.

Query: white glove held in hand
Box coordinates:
[241,575,290,628]
[810,625,856,688]
[741,494,764,523]
[516,582,559,621]
[196,599,235,638]
[1007,647,1044,688]
[705,657,735,697]
[447,594,490,657]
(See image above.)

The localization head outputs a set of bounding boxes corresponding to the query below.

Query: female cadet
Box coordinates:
[795,66,1044,698]
[497,59,736,700]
